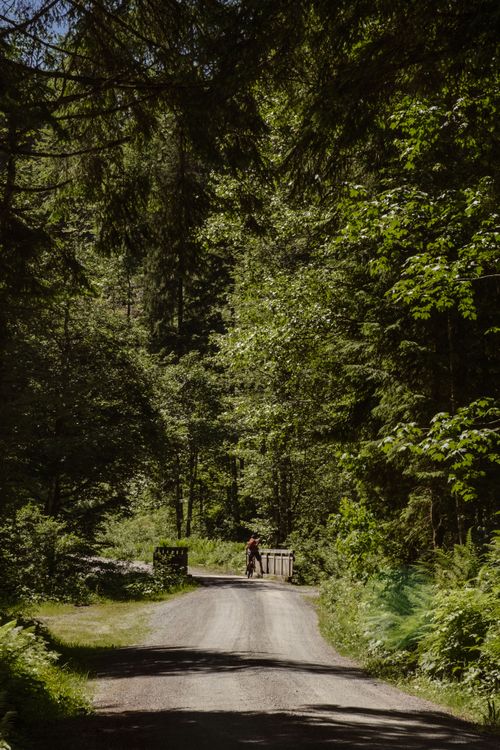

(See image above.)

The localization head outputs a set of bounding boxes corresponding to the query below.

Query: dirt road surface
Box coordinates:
[57,574,497,749]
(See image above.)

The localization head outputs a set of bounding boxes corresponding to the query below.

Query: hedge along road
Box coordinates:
[56,574,497,750]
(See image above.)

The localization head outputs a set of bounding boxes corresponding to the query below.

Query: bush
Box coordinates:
[288,499,387,585]
[0,615,88,748]
[327,498,386,580]
[432,530,482,590]
[286,531,336,584]
[97,507,177,562]
[317,532,500,725]
[0,505,90,602]
[82,558,184,601]
[419,587,497,680]
[157,537,244,573]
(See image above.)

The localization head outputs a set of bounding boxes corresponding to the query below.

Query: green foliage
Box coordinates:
[1,0,499,729]
[432,530,483,590]
[157,537,244,574]
[289,499,387,584]
[97,506,177,563]
[478,528,500,593]
[319,577,367,659]
[419,588,497,681]
[0,616,88,748]
[327,498,386,579]
[382,400,500,504]
[82,559,180,602]
[286,530,335,585]
[98,507,245,572]
[0,297,162,524]
[0,505,89,602]
[320,531,500,723]
[365,569,434,656]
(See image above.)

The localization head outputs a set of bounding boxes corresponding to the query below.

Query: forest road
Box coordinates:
[59,574,497,750]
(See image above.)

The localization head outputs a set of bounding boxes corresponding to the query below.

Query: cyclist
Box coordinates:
[246,533,263,576]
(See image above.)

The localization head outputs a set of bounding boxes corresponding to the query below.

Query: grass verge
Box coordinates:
[317,599,500,732]
[33,582,198,656]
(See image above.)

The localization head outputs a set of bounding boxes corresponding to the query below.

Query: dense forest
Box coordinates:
[0,0,499,743]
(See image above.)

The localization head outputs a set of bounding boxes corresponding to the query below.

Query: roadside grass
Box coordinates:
[34,600,160,650]
[0,612,90,750]
[33,583,198,657]
[398,675,499,728]
[317,599,500,732]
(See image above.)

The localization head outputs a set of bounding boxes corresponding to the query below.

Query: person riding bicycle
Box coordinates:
[246,533,263,576]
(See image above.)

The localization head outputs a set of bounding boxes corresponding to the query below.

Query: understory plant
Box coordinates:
[0,505,89,603]
[0,615,89,749]
[157,537,244,573]
[319,529,500,725]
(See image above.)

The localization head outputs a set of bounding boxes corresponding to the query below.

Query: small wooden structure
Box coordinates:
[258,548,295,580]
[153,546,188,575]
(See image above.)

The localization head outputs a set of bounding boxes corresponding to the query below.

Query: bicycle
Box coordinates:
[246,551,256,578]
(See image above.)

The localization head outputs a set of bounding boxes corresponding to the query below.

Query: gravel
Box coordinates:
[51,573,498,749]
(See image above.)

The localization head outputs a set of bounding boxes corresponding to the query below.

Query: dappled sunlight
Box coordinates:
[46,704,497,750]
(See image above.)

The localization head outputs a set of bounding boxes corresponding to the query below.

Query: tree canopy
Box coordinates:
[0,0,498,552]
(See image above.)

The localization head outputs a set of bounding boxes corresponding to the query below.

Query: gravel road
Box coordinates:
[59,573,497,749]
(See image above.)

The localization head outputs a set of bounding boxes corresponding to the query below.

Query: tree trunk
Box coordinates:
[185,444,198,537]
[176,123,186,355]
[431,489,445,548]
[174,451,184,539]
[226,453,239,524]
[45,473,61,517]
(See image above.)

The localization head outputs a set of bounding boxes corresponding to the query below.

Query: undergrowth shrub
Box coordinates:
[97,507,176,562]
[83,558,183,600]
[419,588,497,680]
[0,615,88,748]
[432,531,482,589]
[327,498,386,580]
[98,506,245,572]
[289,498,387,584]
[319,576,367,657]
[0,505,89,602]
[286,531,336,584]
[363,568,434,675]
[319,529,500,724]
[158,537,244,572]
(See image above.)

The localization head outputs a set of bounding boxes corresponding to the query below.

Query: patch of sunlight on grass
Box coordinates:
[34,587,196,649]
[35,600,157,647]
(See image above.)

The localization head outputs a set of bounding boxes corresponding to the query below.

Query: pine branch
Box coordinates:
[0,179,73,193]
[0,13,94,62]
[0,0,60,40]
[0,137,130,158]
[52,92,159,122]
[66,0,167,53]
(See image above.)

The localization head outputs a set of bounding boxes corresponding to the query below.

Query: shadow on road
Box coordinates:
[194,574,271,588]
[80,644,366,680]
[44,704,497,750]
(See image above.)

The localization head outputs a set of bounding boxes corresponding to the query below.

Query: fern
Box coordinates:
[477,529,500,595]
[433,529,482,590]
[364,567,434,653]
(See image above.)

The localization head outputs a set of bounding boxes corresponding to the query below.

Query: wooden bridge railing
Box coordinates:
[258,548,295,580]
